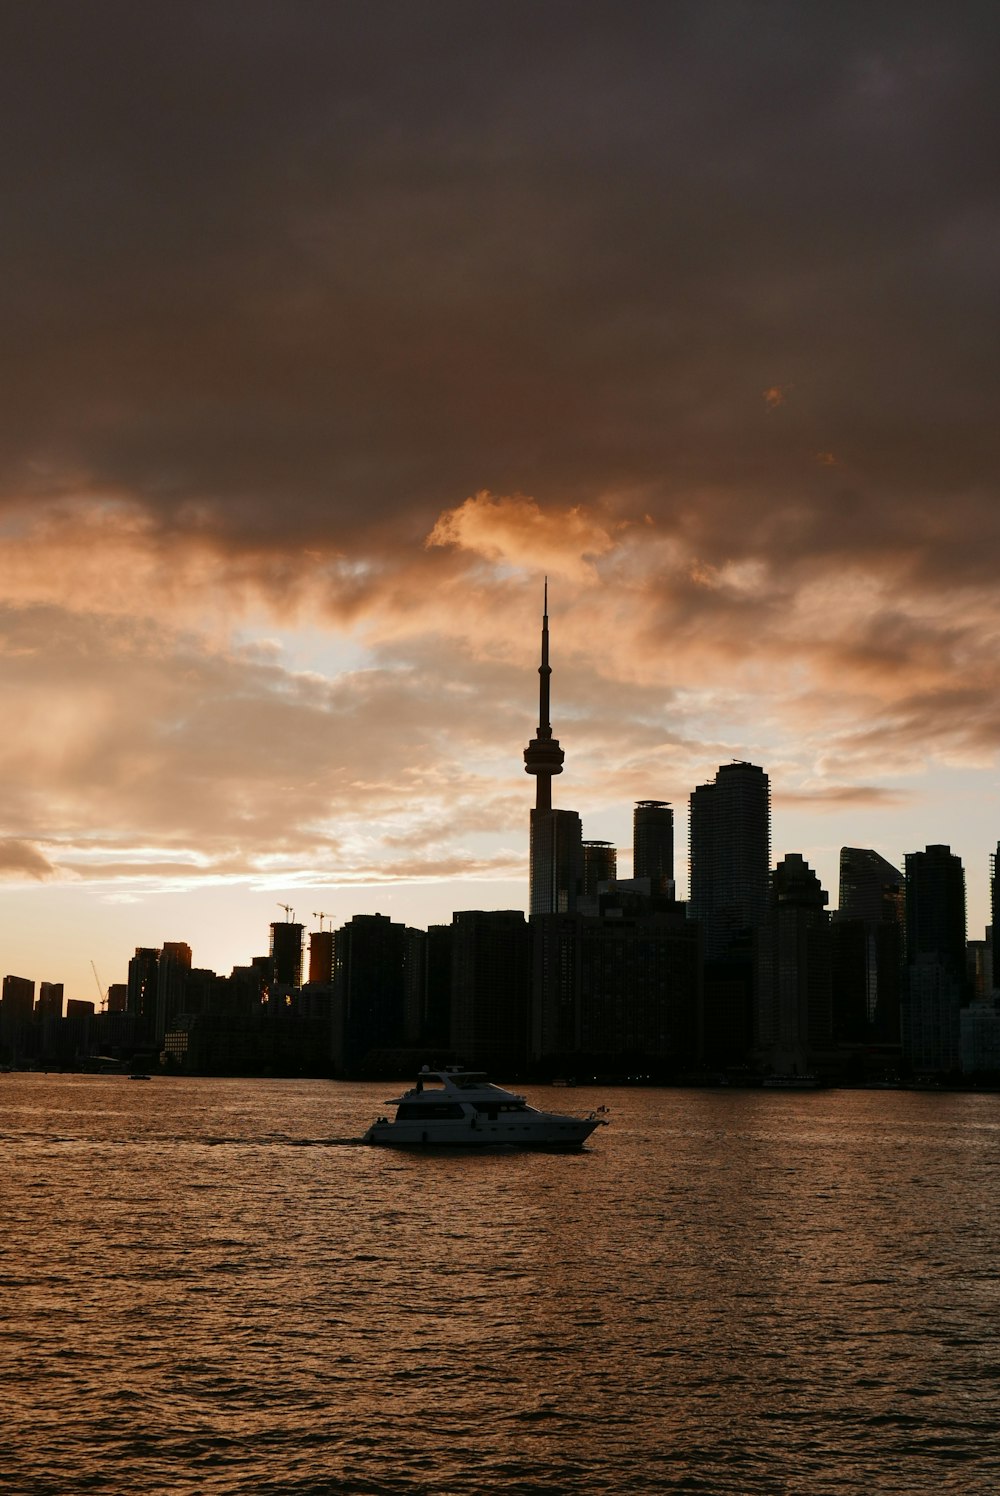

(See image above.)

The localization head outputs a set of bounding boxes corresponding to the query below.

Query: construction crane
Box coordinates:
[277,902,295,923]
[312,911,330,931]
[90,961,107,1012]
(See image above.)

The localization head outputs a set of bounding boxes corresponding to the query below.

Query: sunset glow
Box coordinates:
[2,3,999,998]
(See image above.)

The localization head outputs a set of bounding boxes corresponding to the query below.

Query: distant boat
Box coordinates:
[762,1074,820,1089]
[129,1073,152,1081]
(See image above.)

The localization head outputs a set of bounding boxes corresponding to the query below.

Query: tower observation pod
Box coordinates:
[523,578,565,813]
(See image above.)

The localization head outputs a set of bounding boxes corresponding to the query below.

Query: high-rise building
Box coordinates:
[270,920,304,988]
[332,913,409,1071]
[451,910,532,1074]
[755,852,832,1074]
[524,582,582,915]
[831,848,905,1049]
[308,929,334,985]
[37,982,64,1019]
[902,844,966,1073]
[532,902,701,1072]
[633,801,674,894]
[838,847,905,925]
[156,941,192,1041]
[127,948,159,1040]
[582,840,617,898]
[689,761,771,960]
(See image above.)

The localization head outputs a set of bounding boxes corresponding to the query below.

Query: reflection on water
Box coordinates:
[4,1076,999,1494]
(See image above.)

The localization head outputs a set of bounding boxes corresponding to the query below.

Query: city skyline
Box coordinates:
[2,4,999,997]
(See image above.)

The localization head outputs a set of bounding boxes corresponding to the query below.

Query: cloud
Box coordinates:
[427,492,617,580]
[0,839,56,881]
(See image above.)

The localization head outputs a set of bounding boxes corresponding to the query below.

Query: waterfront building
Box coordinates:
[633,800,674,895]
[524,582,582,915]
[451,910,532,1074]
[36,981,64,1019]
[959,1001,1000,1074]
[127,948,160,1039]
[755,853,833,1075]
[270,920,304,988]
[831,847,904,1047]
[155,941,192,1042]
[331,912,410,1071]
[308,929,334,985]
[689,761,771,960]
[531,896,701,1073]
[902,844,967,1074]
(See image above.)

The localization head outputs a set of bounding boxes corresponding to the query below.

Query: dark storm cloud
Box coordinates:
[1,0,997,580]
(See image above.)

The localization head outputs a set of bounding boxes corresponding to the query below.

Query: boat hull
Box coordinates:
[364,1117,600,1149]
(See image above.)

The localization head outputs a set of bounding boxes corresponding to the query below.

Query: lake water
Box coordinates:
[3,1076,998,1494]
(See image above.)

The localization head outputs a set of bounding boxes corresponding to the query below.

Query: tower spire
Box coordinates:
[523,577,564,812]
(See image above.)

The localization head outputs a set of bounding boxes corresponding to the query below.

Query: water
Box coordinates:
[3,1076,999,1494]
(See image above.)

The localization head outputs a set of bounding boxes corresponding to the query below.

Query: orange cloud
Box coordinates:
[763,384,790,411]
[426,492,617,580]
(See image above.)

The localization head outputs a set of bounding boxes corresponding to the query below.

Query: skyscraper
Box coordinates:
[689,761,771,959]
[524,582,582,915]
[582,840,617,897]
[838,847,905,925]
[755,852,832,1074]
[832,848,904,1047]
[902,844,966,1073]
[633,801,674,894]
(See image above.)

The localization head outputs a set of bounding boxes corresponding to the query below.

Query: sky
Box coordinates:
[2,1,999,999]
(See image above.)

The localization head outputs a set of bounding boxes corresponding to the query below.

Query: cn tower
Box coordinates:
[523,579,565,811]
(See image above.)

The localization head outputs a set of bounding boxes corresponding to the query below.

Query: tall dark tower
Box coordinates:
[524,583,581,915]
[689,761,771,960]
[523,579,564,813]
[634,800,674,893]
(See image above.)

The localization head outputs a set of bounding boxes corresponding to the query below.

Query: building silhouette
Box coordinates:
[532,896,701,1074]
[831,848,904,1052]
[270,920,304,988]
[127,948,159,1043]
[308,928,334,985]
[524,582,582,915]
[156,941,192,1042]
[689,761,770,961]
[756,853,833,1075]
[903,844,966,1073]
[582,840,617,897]
[633,801,674,894]
[451,910,532,1074]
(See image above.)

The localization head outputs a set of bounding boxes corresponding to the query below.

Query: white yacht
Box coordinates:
[363,1067,607,1149]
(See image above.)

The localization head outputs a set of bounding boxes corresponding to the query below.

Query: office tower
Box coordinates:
[634,801,674,893]
[991,842,1000,980]
[902,844,966,1073]
[524,582,582,914]
[106,984,128,1013]
[838,847,905,925]
[2,974,35,1017]
[156,941,192,1041]
[831,848,904,1049]
[531,902,700,1072]
[270,920,304,988]
[451,910,532,1073]
[332,913,409,1070]
[904,845,966,975]
[582,840,617,898]
[308,929,334,985]
[37,982,64,1019]
[127,948,159,1039]
[689,761,771,960]
[755,852,832,1074]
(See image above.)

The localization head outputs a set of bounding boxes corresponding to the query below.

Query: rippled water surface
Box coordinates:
[4,1076,999,1494]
